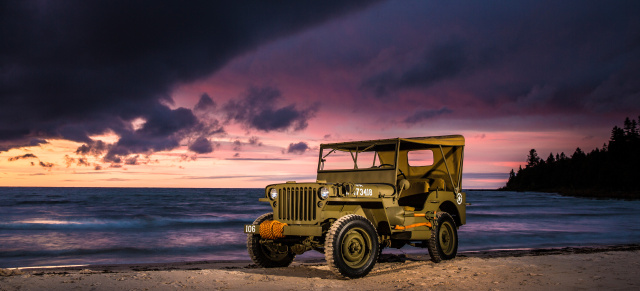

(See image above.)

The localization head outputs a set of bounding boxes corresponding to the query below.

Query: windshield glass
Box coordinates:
[319,143,396,171]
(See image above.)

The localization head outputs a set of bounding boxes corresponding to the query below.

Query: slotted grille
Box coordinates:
[277,187,317,222]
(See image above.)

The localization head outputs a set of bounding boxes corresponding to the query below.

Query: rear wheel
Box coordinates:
[247,213,295,268]
[325,214,379,279]
[427,212,458,263]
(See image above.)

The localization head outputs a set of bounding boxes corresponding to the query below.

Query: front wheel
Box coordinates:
[247,213,295,268]
[325,214,379,279]
[427,212,458,263]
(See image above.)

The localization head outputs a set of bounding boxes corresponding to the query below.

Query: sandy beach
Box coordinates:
[2,245,639,290]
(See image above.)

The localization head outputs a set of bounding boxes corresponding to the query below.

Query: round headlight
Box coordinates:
[319,187,330,200]
[269,188,278,200]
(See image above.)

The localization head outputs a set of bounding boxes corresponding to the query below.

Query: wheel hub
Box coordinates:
[341,228,370,266]
[349,240,362,253]
[439,222,455,255]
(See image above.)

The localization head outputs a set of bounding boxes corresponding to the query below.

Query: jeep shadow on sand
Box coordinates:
[244,135,466,279]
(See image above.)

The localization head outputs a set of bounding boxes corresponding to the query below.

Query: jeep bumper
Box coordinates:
[244,223,322,237]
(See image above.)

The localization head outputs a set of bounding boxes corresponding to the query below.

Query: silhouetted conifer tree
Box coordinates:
[559,152,567,160]
[526,149,540,168]
[546,153,555,164]
[572,148,585,160]
[501,116,640,198]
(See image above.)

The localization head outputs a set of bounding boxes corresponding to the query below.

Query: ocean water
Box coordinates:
[1,188,639,268]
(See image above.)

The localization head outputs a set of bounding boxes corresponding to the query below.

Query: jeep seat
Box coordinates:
[397,178,446,209]
[398,180,429,199]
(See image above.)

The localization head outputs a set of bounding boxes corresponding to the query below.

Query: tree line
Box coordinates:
[501,116,640,199]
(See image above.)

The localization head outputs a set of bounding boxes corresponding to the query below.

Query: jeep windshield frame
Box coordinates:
[317,139,399,185]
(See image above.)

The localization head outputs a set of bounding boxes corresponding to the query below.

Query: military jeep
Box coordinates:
[244,135,466,278]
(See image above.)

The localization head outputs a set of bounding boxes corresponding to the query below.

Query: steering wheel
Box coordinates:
[378,164,407,179]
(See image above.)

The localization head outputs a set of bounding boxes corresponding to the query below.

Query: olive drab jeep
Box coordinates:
[244,135,466,279]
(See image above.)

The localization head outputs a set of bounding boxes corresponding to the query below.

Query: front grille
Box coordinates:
[277,187,317,222]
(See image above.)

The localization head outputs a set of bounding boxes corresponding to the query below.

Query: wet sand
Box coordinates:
[2,244,639,290]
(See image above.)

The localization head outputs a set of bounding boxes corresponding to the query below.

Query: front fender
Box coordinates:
[321,202,391,235]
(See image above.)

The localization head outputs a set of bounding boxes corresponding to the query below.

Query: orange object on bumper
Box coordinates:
[259,220,287,239]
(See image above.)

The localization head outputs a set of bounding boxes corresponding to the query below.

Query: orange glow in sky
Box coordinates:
[0,126,610,189]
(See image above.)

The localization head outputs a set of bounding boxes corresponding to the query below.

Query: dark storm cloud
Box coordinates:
[232,140,243,152]
[362,41,470,98]
[248,136,263,146]
[77,158,90,167]
[103,105,199,162]
[356,0,640,120]
[224,86,318,132]
[188,136,213,154]
[399,42,468,87]
[191,94,226,144]
[39,161,54,169]
[404,107,453,124]
[0,139,48,152]
[287,142,309,155]
[194,94,216,112]
[76,140,109,156]
[8,153,38,162]
[0,1,378,155]
[124,155,140,165]
[8,152,57,170]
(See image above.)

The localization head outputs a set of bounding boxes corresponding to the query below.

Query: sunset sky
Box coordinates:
[1,0,639,189]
